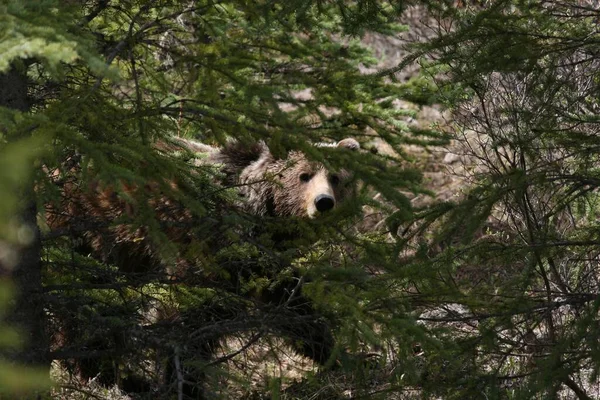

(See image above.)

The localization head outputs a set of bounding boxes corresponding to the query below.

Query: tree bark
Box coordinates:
[0,67,48,369]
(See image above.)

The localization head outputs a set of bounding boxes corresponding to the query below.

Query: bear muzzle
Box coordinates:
[314,194,335,213]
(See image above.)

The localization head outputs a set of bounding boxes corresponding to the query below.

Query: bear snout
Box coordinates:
[315,194,335,212]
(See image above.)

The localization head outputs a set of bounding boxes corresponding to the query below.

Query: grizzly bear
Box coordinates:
[47,137,360,396]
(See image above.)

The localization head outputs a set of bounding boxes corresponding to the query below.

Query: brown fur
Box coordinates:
[44,155,197,276]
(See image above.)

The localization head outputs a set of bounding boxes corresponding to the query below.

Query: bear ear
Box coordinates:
[336,138,360,151]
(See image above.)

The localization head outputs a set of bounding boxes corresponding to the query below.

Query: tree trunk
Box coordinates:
[0,67,48,369]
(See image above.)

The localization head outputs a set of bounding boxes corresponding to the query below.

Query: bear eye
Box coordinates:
[299,173,312,183]
[330,174,340,186]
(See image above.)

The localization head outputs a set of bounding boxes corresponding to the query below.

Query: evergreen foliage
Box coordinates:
[0,138,50,397]
[6,0,600,398]
[0,0,444,398]
[404,1,600,398]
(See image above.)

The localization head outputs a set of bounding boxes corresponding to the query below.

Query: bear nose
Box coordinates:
[315,194,335,212]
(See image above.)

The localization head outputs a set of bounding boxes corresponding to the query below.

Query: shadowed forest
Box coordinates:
[2,1,600,399]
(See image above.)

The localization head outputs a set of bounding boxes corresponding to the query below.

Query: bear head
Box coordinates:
[229,138,359,218]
